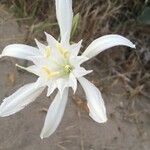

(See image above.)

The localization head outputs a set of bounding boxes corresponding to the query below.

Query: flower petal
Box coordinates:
[70,56,88,67]
[45,32,64,63]
[27,56,58,70]
[27,56,47,67]
[0,44,40,60]
[78,77,107,123]
[46,81,57,97]
[44,32,58,48]
[73,67,92,78]
[69,73,77,93]
[27,65,41,76]
[56,79,65,95]
[56,78,68,97]
[40,88,69,139]
[0,78,45,117]
[35,39,46,54]
[55,0,73,44]
[15,64,40,77]
[82,34,136,59]
[69,40,82,56]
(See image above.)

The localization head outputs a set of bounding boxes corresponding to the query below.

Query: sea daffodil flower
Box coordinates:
[0,0,135,139]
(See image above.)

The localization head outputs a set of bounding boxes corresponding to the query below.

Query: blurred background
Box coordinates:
[0,0,150,150]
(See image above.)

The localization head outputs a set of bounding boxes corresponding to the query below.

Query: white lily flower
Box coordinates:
[0,0,136,139]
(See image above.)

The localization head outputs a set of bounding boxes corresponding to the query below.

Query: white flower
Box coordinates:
[0,0,135,139]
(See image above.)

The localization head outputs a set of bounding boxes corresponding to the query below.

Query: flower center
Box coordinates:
[42,44,73,80]
[41,64,73,80]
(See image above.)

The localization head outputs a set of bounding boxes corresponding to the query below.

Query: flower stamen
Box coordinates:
[42,66,60,79]
[44,46,51,58]
[56,43,69,59]
[64,65,72,74]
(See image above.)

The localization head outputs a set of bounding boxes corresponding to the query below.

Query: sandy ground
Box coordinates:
[0,6,150,150]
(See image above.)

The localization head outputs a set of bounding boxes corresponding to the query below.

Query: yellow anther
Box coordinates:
[45,46,51,58]
[64,51,69,58]
[56,43,69,58]
[42,66,59,79]
[64,65,72,73]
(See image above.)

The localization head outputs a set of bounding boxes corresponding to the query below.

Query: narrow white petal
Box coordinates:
[27,56,57,70]
[56,78,68,97]
[69,73,77,93]
[78,77,107,123]
[70,56,88,67]
[40,88,69,139]
[73,67,92,78]
[15,64,40,76]
[82,34,136,59]
[35,39,46,54]
[44,32,63,62]
[27,56,47,66]
[27,65,41,76]
[0,44,40,60]
[46,81,57,97]
[55,0,73,44]
[69,40,82,56]
[0,79,45,117]
[57,74,77,96]
[44,32,58,48]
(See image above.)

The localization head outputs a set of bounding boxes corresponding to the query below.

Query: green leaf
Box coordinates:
[71,13,80,38]
[138,7,150,25]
